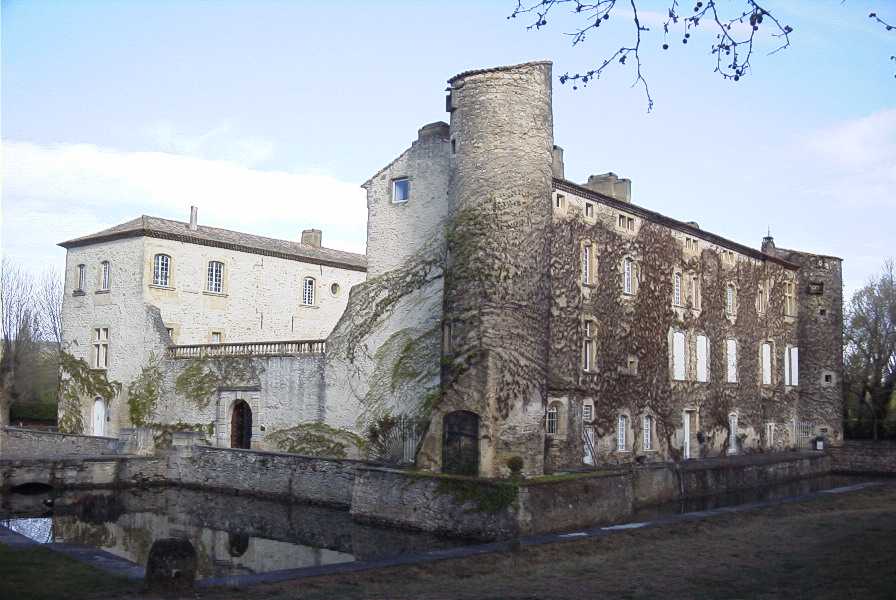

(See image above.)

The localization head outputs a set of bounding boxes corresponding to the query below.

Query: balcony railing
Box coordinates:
[168,339,327,359]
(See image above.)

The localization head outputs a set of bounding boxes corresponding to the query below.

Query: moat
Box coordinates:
[0,474,875,583]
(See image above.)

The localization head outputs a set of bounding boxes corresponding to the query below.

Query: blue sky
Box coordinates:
[2,0,893,297]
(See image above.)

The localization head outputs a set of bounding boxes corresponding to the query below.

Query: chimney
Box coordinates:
[301,229,322,248]
[552,145,565,179]
[189,206,198,231]
[417,121,450,143]
[583,172,631,203]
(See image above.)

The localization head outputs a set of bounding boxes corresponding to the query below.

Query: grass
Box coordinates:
[0,545,136,600]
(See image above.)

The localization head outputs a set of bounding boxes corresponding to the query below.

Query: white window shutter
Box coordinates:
[696,335,708,382]
[784,346,791,386]
[792,347,799,386]
[762,343,772,385]
[726,339,737,383]
[673,332,686,380]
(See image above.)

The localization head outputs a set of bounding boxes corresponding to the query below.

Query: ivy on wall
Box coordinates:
[57,352,122,434]
[266,422,364,459]
[127,353,162,427]
[174,356,264,409]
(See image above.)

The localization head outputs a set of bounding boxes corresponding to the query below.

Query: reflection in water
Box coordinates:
[0,486,465,580]
[0,475,872,581]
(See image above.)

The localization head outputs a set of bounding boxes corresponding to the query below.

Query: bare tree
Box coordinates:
[510,1,894,111]
[1,259,38,426]
[37,269,64,351]
[844,260,896,440]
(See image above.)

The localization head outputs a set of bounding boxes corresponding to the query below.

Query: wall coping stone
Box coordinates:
[2,426,119,442]
[191,444,383,467]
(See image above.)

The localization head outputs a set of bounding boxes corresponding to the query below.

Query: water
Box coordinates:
[0,475,877,581]
[0,486,466,581]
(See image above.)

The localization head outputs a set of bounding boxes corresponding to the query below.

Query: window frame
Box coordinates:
[302,276,316,306]
[153,254,171,287]
[100,261,111,291]
[726,338,738,383]
[92,327,109,370]
[642,415,653,451]
[623,257,634,295]
[761,341,773,385]
[392,177,410,203]
[582,243,592,285]
[617,414,628,452]
[725,283,736,316]
[695,334,710,383]
[673,272,682,306]
[546,403,560,436]
[207,260,225,294]
[77,264,86,291]
[672,330,687,381]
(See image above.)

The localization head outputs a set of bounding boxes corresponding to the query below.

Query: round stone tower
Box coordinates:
[417,61,555,478]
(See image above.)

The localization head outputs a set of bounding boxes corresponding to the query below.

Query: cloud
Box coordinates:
[144,121,276,166]
[1,140,367,276]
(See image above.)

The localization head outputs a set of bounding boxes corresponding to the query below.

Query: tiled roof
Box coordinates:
[59,216,367,272]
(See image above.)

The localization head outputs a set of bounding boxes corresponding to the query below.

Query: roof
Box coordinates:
[447,60,552,85]
[554,178,801,270]
[59,216,367,272]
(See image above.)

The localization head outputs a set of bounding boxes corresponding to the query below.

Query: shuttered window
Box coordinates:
[761,342,772,385]
[696,334,709,383]
[726,339,738,383]
[672,331,686,381]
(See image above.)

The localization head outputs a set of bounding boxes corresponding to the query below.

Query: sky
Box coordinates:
[2,0,893,298]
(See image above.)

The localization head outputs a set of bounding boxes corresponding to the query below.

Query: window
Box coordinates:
[623,258,634,295]
[211,331,222,344]
[808,281,824,295]
[784,280,796,316]
[617,415,628,451]
[766,422,775,448]
[92,328,109,369]
[785,346,799,386]
[392,178,410,203]
[330,282,341,296]
[555,194,565,209]
[672,331,686,381]
[207,261,224,293]
[757,285,767,314]
[166,327,175,342]
[583,402,594,423]
[643,415,653,451]
[728,413,738,454]
[77,264,86,291]
[685,237,698,252]
[696,334,709,383]
[584,202,594,218]
[547,403,559,435]
[302,277,316,306]
[625,355,638,376]
[618,214,626,228]
[627,217,634,231]
[761,342,772,385]
[582,244,592,285]
[688,275,701,309]
[583,320,594,372]
[726,339,738,383]
[673,273,682,306]
[725,284,736,315]
[153,254,171,287]
[100,261,110,291]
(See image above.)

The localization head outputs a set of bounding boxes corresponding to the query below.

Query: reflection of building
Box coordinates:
[58,61,843,478]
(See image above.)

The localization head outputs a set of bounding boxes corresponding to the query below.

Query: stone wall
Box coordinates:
[0,456,167,492]
[167,445,362,507]
[352,452,831,540]
[1,426,121,458]
[829,441,896,475]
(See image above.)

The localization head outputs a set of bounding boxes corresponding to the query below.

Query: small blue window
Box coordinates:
[392,178,410,203]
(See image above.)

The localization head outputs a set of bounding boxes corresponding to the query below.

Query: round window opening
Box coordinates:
[330,283,340,296]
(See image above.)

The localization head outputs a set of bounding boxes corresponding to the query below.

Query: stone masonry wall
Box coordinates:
[420,61,555,478]
[829,441,896,474]
[0,427,121,458]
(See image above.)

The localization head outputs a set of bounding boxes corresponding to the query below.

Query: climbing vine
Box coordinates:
[174,356,264,409]
[57,352,122,434]
[127,353,163,427]
[266,422,364,459]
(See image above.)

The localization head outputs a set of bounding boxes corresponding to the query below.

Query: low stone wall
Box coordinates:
[167,445,363,507]
[0,427,121,459]
[830,441,896,475]
[0,456,166,492]
[351,452,832,540]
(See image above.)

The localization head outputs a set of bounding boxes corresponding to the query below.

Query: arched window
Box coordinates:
[153,254,171,287]
[546,403,560,435]
[302,277,316,306]
[617,414,628,451]
[725,283,736,315]
[207,261,224,293]
[100,261,111,291]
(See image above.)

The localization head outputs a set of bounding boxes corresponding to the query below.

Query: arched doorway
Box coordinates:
[230,401,252,449]
[442,410,479,476]
[93,397,106,437]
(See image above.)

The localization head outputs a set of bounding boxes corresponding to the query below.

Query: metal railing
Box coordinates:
[168,339,326,359]
[795,420,815,449]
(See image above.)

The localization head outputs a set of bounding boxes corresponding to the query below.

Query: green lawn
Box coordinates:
[0,545,137,600]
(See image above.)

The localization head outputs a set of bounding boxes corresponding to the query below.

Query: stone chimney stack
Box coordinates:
[552,145,565,179]
[301,229,322,248]
[189,206,198,231]
[583,172,631,203]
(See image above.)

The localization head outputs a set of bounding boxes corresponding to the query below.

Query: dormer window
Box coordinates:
[392,178,410,203]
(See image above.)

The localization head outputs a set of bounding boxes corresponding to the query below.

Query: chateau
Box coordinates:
[59,62,843,478]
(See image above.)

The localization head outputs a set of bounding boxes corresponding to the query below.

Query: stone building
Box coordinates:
[57,61,843,478]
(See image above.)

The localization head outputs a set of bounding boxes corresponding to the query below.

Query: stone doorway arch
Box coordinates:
[230,400,252,449]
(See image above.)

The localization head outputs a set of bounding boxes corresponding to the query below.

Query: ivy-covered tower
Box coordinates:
[417,61,555,478]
